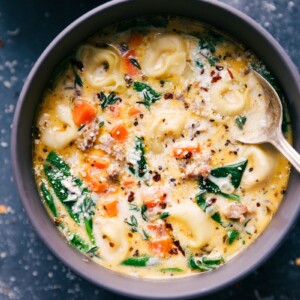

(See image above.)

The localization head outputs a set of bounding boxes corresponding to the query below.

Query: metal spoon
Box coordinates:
[236,70,300,172]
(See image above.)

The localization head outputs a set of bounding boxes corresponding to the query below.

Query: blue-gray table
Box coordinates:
[0,0,299,299]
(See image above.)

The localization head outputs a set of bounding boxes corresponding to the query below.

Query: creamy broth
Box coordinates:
[33,16,291,278]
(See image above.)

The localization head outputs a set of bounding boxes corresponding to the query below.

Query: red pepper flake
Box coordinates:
[200,69,205,75]
[164,93,173,100]
[153,172,161,182]
[169,248,178,255]
[211,74,222,83]
[200,87,209,92]
[128,191,135,202]
[173,240,185,256]
[227,68,234,79]
[109,242,115,248]
[165,223,173,230]
[210,70,215,76]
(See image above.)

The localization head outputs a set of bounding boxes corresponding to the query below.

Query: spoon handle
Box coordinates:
[272,132,300,173]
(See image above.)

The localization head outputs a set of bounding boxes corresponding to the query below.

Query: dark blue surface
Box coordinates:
[0,0,299,299]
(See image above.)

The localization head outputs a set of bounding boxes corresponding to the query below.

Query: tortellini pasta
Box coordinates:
[209,79,247,116]
[146,110,187,153]
[142,34,187,78]
[93,217,129,264]
[241,145,277,189]
[41,104,78,150]
[167,202,216,248]
[77,45,125,91]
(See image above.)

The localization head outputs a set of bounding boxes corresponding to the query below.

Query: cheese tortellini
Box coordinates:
[241,145,278,189]
[209,79,247,116]
[146,110,187,153]
[77,45,125,91]
[93,217,129,264]
[142,34,187,78]
[167,202,216,248]
[41,104,78,150]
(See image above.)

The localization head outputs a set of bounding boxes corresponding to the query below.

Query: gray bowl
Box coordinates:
[11,0,300,299]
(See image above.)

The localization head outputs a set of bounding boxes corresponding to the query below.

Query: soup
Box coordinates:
[33,16,291,278]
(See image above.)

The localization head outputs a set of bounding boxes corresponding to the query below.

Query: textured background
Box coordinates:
[0,0,299,299]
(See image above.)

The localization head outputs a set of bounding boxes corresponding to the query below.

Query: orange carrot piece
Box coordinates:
[88,180,108,193]
[122,50,141,78]
[89,155,110,169]
[104,201,118,217]
[73,101,97,126]
[143,193,166,209]
[172,145,201,158]
[111,123,128,142]
[128,107,141,116]
[122,176,135,187]
[84,167,108,193]
[149,237,173,257]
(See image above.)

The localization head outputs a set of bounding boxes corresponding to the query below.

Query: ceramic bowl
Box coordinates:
[11,0,300,298]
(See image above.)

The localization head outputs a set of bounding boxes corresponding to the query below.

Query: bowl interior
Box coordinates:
[11,0,300,299]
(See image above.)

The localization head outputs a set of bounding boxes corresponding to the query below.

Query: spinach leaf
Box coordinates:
[235,115,247,130]
[189,256,224,272]
[209,159,248,189]
[227,229,240,245]
[98,91,121,110]
[69,234,90,252]
[207,56,220,67]
[160,268,183,273]
[195,191,207,211]
[199,177,240,201]
[121,255,152,267]
[211,212,222,224]
[40,182,57,217]
[133,82,161,108]
[44,151,96,244]
[158,212,170,219]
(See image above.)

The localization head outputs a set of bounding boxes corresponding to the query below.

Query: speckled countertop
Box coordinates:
[0,0,299,299]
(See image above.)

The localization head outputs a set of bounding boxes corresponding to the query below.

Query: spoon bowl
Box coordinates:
[236,70,300,172]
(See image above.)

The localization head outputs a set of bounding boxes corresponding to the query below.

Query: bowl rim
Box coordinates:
[11,0,300,299]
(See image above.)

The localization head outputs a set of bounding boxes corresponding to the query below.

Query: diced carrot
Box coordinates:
[104,201,118,217]
[147,223,167,236]
[128,107,141,116]
[143,192,167,209]
[122,50,141,78]
[89,154,110,169]
[129,33,142,47]
[172,145,201,158]
[122,176,135,187]
[111,123,128,142]
[88,180,108,193]
[84,166,108,193]
[149,237,173,257]
[73,101,97,126]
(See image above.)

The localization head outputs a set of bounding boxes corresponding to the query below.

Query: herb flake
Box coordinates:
[133,82,161,108]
